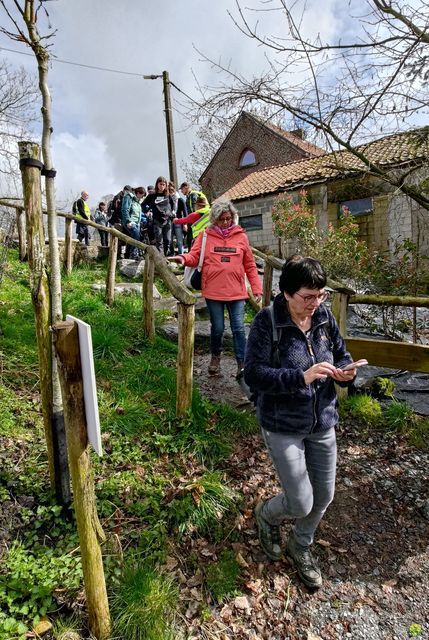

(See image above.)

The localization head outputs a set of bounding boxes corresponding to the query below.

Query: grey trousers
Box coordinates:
[260,427,337,547]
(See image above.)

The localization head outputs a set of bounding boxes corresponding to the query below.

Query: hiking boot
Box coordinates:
[254,501,282,561]
[286,534,322,588]
[208,354,221,375]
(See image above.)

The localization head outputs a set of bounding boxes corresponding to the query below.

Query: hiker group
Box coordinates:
[72,179,210,260]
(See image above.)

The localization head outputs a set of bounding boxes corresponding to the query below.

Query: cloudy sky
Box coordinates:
[0,0,390,207]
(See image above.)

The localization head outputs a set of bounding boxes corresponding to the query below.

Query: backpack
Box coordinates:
[107,191,123,225]
[237,303,281,403]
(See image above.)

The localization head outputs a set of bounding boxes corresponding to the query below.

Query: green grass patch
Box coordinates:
[110,557,178,640]
[339,393,383,426]
[205,549,241,603]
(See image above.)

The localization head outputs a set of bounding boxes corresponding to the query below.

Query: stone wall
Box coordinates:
[232,173,429,262]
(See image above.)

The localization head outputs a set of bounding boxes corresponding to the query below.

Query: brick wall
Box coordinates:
[201,115,313,200]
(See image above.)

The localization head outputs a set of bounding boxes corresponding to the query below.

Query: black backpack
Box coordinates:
[107,191,123,225]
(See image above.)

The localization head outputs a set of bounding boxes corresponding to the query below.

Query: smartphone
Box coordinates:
[342,359,368,372]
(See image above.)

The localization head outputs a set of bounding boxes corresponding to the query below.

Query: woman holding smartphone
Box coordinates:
[244,255,358,588]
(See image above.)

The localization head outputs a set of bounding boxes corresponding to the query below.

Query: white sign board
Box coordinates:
[66,315,102,456]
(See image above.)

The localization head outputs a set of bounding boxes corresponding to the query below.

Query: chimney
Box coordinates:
[290,128,305,140]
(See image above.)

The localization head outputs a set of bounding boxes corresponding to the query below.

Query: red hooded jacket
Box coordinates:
[182,225,262,301]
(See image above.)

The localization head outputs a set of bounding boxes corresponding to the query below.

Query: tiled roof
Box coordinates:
[250,114,326,157]
[200,111,326,180]
[222,127,429,201]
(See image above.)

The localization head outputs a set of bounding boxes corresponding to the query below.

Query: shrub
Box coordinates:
[340,394,383,426]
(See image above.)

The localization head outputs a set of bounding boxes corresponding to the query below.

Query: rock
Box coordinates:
[91,282,161,298]
[33,617,52,636]
[233,595,252,613]
[118,258,145,278]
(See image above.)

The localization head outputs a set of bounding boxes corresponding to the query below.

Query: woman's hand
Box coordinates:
[303,362,338,385]
[167,255,185,264]
[330,367,356,382]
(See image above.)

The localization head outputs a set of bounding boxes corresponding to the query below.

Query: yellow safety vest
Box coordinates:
[191,206,210,237]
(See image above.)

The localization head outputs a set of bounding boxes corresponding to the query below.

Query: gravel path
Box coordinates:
[188,352,429,640]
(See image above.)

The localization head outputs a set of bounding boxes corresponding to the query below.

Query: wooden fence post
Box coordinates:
[105,235,118,307]
[176,302,195,417]
[64,217,73,274]
[18,141,58,492]
[262,261,273,307]
[52,320,111,640]
[16,207,27,261]
[332,291,349,399]
[143,249,155,341]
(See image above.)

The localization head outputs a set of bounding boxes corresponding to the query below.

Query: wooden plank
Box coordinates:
[345,337,429,373]
[351,294,429,308]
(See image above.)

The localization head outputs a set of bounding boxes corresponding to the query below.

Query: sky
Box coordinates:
[0,0,402,208]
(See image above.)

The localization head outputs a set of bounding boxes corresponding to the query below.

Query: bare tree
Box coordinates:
[0,0,70,503]
[194,0,429,209]
[0,58,38,193]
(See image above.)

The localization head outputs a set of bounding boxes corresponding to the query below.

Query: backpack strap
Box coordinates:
[268,303,281,368]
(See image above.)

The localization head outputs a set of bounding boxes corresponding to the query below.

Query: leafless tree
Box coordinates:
[0,58,38,192]
[194,0,429,209]
[0,0,70,503]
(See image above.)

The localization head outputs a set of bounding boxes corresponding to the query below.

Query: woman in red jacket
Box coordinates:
[168,198,262,376]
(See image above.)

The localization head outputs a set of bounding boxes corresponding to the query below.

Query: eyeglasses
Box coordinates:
[294,291,329,304]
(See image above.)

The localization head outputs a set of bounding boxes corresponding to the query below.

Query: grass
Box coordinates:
[205,549,241,603]
[110,557,178,640]
[0,248,258,638]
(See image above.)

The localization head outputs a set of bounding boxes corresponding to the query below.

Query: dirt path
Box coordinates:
[190,353,429,640]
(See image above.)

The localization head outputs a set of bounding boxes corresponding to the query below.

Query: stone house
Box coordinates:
[199,111,325,201]
[221,127,429,260]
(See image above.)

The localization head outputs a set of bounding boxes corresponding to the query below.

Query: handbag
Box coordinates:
[183,232,207,290]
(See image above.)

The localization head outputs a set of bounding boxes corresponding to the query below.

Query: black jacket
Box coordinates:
[244,293,353,434]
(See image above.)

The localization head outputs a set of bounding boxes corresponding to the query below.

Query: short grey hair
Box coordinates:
[209,198,239,225]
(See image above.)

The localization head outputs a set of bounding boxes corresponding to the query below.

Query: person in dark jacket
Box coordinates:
[244,255,357,589]
[142,176,175,255]
[73,190,91,245]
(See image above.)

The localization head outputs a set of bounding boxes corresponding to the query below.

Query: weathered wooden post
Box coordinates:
[18,141,57,491]
[105,234,118,307]
[262,260,273,308]
[143,248,155,341]
[52,320,111,640]
[176,302,195,416]
[16,207,27,261]
[64,217,73,275]
[332,291,349,399]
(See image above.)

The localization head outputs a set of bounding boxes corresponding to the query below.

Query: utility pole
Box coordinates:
[144,71,178,186]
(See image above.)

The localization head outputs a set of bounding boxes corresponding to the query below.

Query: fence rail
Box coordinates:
[2,197,429,409]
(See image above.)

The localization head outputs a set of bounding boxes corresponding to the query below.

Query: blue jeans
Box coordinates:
[124,223,140,259]
[205,298,246,362]
[171,224,184,254]
[260,427,337,547]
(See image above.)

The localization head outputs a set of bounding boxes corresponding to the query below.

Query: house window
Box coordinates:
[339,197,373,217]
[239,214,263,232]
[239,148,257,168]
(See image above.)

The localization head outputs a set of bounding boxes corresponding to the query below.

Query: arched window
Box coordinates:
[239,148,257,168]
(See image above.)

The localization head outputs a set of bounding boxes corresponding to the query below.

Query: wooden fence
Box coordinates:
[2,198,429,416]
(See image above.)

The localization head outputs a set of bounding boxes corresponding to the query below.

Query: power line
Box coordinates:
[0,44,147,77]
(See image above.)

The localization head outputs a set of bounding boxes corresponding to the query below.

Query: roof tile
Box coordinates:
[222,127,429,201]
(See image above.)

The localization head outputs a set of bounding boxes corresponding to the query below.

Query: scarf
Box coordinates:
[212,223,237,238]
